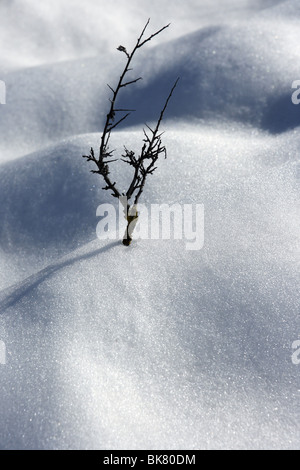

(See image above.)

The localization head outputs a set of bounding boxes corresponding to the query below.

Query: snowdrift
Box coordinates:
[1,1,300,162]
[1,126,300,449]
[0,0,299,450]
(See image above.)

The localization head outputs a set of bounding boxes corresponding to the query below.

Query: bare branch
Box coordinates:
[154,77,180,136]
[137,18,151,43]
[83,19,178,245]
[138,22,171,48]
[144,123,154,134]
[107,83,115,94]
[107,112,131,132]
[120,77,142,88]
[115,108,136,112]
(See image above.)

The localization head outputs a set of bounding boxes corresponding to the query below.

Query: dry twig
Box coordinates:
[83,19,179,245]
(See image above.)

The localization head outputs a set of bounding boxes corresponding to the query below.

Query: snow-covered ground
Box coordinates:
[0,0,299,450]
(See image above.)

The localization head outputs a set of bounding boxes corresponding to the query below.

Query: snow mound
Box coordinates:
[1,0,300,450]
[0,124,299,448]
[0,136,103,257]
[0,0,282,71]
[124,14,300,132]
[2,1,300,161]
[0,232,299,449]
[1,125,299,260]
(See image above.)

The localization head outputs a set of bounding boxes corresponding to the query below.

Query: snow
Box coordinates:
[0,0,299,450]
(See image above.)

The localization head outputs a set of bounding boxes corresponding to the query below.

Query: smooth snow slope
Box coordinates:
[0,0,299,450]
[1,1,299,162]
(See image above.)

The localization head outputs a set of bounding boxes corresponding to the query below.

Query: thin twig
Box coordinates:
[83,19,178,242]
